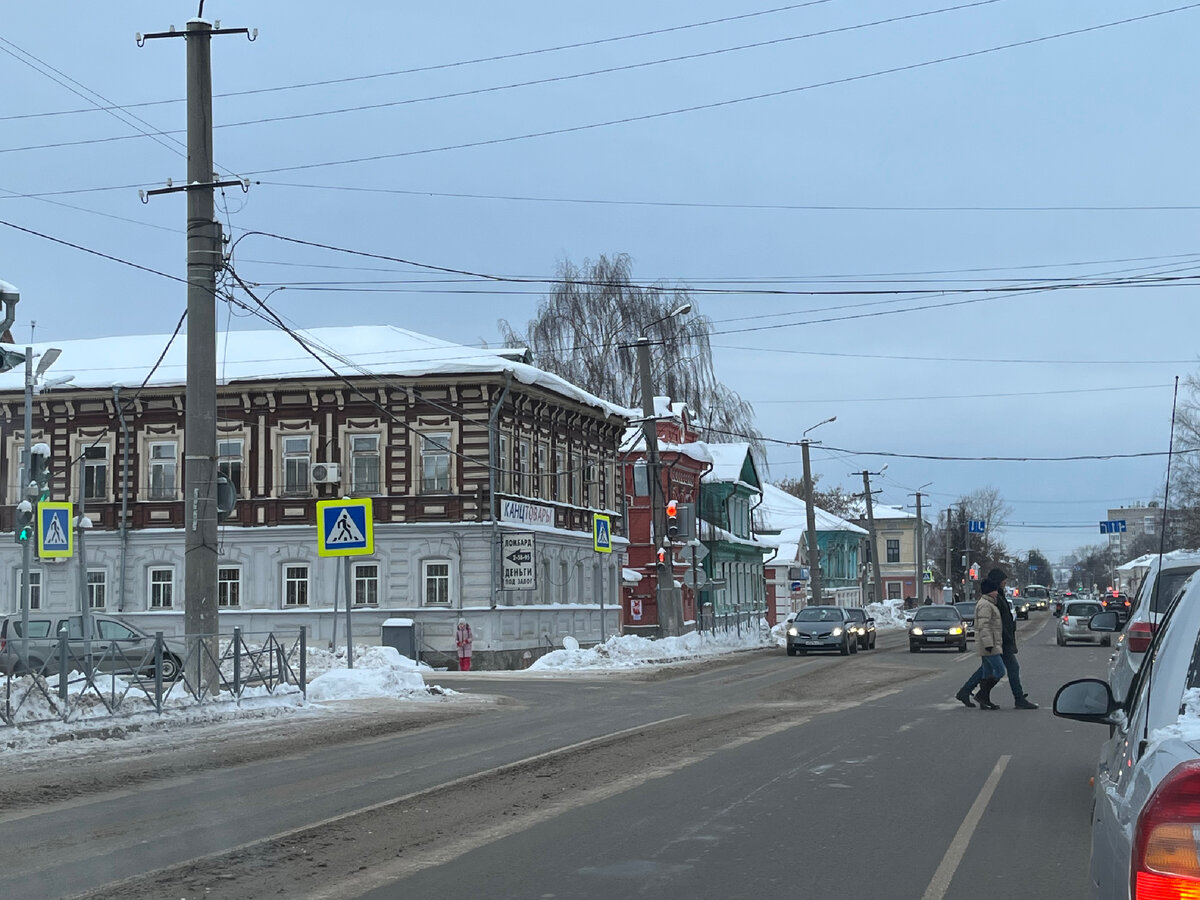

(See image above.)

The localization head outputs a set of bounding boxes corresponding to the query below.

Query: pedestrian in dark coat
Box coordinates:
[953,567,1038,709]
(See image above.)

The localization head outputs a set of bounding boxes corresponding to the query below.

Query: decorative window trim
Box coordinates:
[277,425,316,498]
[353,561,380,606]
[216,434,248,498]
[421,558,452,606]
[148,567,175,609]
[282,562,310,607]
[346,431,382,496]
[218,566,242,608]
[86,568,107,610]
[414,424,457,495]
[141,433,180,502]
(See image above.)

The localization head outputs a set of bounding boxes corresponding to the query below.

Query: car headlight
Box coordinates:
[831,627,843,636]
[949,627,963,635]
[911,627,923,636]
[787,627,798,636]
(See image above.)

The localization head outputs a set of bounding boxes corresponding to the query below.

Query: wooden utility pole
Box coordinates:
[860,471,883,605]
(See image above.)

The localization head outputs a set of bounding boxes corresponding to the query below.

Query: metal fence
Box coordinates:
[698,604,769,638]
[1,626,306,728]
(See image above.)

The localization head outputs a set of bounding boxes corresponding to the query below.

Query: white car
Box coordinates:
[1056,568,1200,897]
[1106,551,1200,703]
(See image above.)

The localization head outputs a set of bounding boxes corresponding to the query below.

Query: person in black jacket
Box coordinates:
[953,567,1038,709]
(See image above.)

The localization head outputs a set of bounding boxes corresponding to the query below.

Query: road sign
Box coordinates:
[1099,519,1127,535]
[38,501,72,558]
[316,498,374,557]
[968,519,987,534]
[502,533,536,590]
[593,514,612,553]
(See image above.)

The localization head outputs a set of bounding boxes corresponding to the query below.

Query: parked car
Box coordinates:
[952,601,976,640]
[1053,568,1200,898]
[1024,584,1050,610]
[0,613,185,680]
[1056,601,1110,647]
[786,606,858,656]
[843,607,876,650]
[1107,551,1200,703]
[908,606,968,653]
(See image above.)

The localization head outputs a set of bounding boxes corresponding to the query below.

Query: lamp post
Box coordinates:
[801,416,836,607]
[636,301,692,636]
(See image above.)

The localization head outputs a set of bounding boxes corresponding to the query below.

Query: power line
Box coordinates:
[748,383,1174,404]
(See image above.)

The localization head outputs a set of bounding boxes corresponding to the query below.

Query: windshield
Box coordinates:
[795,608,845,622]
[1066,602,1102,617]
[1025,586,1049,599]
[913,608,960,622]
[953,603,975,617]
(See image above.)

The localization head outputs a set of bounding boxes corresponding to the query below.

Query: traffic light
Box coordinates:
[666,500,679,540]
[657,547,667,565]
[13,499,32,544]
[28,443,50,503]
[969,564,979,581]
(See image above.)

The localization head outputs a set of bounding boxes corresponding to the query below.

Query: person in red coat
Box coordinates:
[455,618,473,672]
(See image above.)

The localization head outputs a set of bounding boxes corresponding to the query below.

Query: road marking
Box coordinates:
[921,754,1011,900]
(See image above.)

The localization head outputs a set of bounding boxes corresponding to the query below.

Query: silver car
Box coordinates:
[1056,601,1110,646]
[1055,569,1200,897]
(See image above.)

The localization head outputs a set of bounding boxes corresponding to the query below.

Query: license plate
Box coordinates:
[927,636,945,642]
[806,640,823,646]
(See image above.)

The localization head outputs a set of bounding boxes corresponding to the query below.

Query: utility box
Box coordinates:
[381,617,417,661]
[674,502,696,541]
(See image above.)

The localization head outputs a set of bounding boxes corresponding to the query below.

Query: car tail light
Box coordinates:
[1128,621,1157,654]
[1133,760,1200,898]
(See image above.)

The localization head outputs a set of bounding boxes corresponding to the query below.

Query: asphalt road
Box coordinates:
[0,612,1115,900]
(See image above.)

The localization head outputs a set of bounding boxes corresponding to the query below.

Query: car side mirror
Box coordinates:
[1053,678,1121,725]
[1089,611,1121,632]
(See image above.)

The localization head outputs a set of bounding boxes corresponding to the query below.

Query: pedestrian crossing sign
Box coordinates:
[38,501,73,558]
[316,498,374,557]
[593,513,612,553]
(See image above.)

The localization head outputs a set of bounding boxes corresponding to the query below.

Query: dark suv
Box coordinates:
[0,613,184,680]
[844,607,876,650]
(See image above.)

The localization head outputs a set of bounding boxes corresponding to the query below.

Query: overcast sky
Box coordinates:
[3,1,1199,564]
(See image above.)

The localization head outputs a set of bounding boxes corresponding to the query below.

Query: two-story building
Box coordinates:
[699,443,769,622]
[0,325,633,669]
[853,504,927,603]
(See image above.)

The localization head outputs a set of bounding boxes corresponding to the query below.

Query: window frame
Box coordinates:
[283,563,310,607]
[280,434,312,497]
[353,561,380,606]
[148,567,174,609]
[86,568,106,610]
[554,448,566,502]
[886,539,901,564]
[147,440,178,501]
[349,433,381,496]
[217,438,245,496]
[218,566,241,608]
[83,445,109,503]
[422,559,451,606]
[419,431,453,494]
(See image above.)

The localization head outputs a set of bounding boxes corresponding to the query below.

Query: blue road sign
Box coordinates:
[38,501,73,558]
[968,519,987,534]
[317,498,374,557]
[593,513,612,553]
[1099,519,1128,535]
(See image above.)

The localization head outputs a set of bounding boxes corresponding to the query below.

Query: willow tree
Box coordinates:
[498,253,762,453]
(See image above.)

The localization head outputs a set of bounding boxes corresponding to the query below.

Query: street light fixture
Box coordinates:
[801,416,837,607]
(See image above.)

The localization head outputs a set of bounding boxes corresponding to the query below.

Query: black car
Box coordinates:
[908,606,968,653]
[786,606,858,657]
[952,601,976,640]
[844,607,877,650]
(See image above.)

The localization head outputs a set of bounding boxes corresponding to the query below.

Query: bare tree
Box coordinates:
[776,475,859,520]
[499,253,762,454]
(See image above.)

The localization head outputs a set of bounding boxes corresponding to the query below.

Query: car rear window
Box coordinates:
[1067,602,1102,617]
[9,620,52,638]
[1145,567,1200,614]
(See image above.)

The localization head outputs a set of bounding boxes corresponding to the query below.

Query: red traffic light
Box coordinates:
[666,500,677,517]
[656,548,667,565]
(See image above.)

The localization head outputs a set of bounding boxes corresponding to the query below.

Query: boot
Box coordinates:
[1014,694,1039,710]
[977,678,1000,710]
[955,685,977,708]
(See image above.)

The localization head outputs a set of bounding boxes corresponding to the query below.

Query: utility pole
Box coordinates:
[140,19,253,675]
[945,507,953,602]
[912,484,931,603]
[800,416,836,606]
[637,337,676,636]
[962,501,971,606]
[859,470,884,605]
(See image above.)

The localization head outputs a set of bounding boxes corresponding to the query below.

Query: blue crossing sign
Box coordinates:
[316,498,374,557]
[38,501,73,558]
[968,519,987,534]
[1099,519,1127,535]
[593,513,612,553]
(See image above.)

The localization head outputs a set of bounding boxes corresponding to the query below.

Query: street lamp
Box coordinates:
[635,302,692,637]
[801,416,836,606]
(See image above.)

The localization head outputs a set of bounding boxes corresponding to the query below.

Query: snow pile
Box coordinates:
[866,599,912,631]
[530,624,773,671]
[307,646,430,701]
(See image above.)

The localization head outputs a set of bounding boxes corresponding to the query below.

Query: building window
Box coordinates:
[282,436,311,495]
[149,568,174,608]
[560,560,570,603]
[586,457,598,508]
[148,441,177,500]
[554,448,566,501]
[218,567,241,608]
[218,439,244,493]
[20,570,42,610]
[537,443,549,499]
[350,434,380,494]
[83,446,108,501]
[1145,516,1157,536]
[354,563,379,605]
[571,451,581,505]
[423,560,450,606]
[887,582,902,601]
[886,540,901,564]
[498,433,511,493]
[518,440,531,496]
[87,570,106,610]
[420,432,451,493]
[283,565,309,607]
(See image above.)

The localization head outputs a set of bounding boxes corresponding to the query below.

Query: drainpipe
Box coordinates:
[114,385,130,611]
[488,373,512,609]
[750,486,768,615]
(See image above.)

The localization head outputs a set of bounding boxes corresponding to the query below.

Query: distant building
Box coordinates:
[851,504,928,603]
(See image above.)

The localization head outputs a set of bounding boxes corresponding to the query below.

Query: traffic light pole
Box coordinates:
[637,337,680,637]
[19,345,31,667]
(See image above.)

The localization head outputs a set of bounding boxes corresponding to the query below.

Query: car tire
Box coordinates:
[159,653,183,682]
[841,639,851,656]
[1057,634,1065,646]
[958,641,967,653]
[787,646,797,657]
[850,638,859,654]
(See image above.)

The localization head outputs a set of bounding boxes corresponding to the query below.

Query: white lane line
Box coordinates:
[921,754,1011,900]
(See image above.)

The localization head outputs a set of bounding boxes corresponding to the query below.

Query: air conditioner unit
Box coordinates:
[310,462,340,484]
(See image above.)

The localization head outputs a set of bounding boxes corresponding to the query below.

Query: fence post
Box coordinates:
[233,626,242,700]
[299,626,307,700]
[154,633,164,714]
[57,631,68,706]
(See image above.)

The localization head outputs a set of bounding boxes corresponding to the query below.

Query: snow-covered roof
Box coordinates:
[0,325,636,420]
[620,428,715,465]
[846,500,917,521]
[701,442,760,486]
[757,483,868,535]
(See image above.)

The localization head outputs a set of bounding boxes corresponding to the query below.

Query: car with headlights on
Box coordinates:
[1054,568,1200,898]
[907,606,968,653]
[1012,595,1030,620]
[1056,600,1109,647]
[1024,584,1050,610]
[953,602,976,640]
[786,606,858,657]
[843,606,876,650]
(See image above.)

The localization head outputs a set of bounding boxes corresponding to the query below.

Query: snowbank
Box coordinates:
[530,624,773,671]
[865,599,912,631]
[307,646,429,700]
